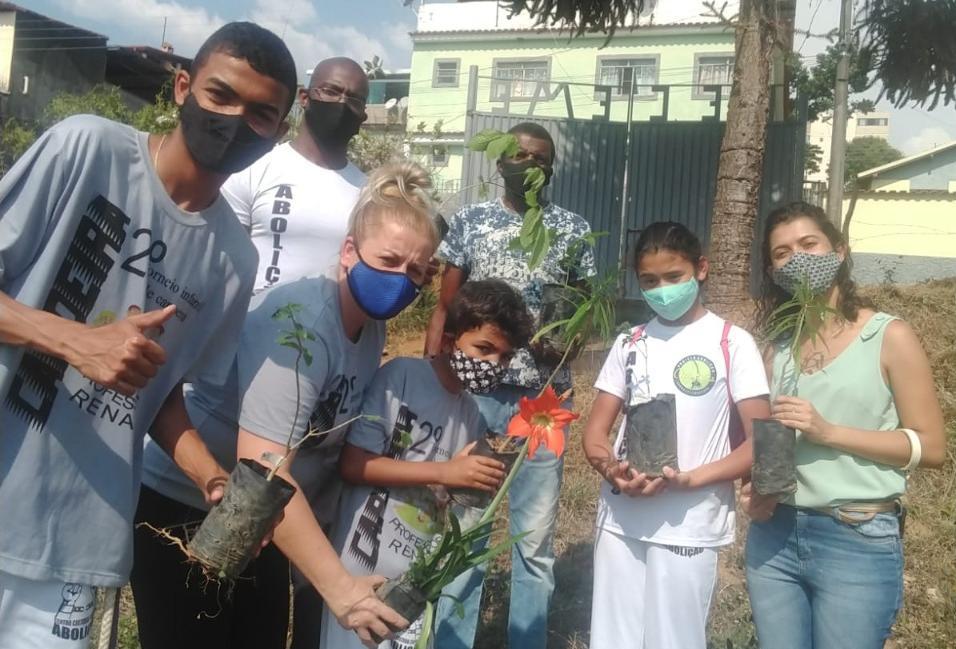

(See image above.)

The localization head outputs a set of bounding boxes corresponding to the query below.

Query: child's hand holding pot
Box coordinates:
[439,442,506,492]
[607,460,667,497]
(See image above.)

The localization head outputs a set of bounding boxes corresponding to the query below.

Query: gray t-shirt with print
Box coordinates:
[142,275,386,525]
[325,357,483,649]
[0,115,258,587]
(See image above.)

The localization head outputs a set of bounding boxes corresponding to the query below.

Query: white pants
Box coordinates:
[589,529,718,649]
[0,572,99,649]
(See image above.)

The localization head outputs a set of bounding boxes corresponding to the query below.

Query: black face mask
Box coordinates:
[304,99,363,148]
[500,159,553,201]
[179,93,276,174]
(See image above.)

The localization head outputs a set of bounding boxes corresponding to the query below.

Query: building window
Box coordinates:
[596,57,659,98]
[491,59,550,101]
[432,59,460,88]
[430,146,448,167]
[857,117,888,126]
[693,54,734,99]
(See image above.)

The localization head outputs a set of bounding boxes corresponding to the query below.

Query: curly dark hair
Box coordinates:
[445,280,534,349]
[755,202,873,338]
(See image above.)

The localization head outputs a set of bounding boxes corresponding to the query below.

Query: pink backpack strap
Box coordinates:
[629,324,646,345]
[721,320,746,450]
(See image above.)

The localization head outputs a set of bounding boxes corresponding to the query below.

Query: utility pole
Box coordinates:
[161,17,167,46]
[826,0,853,227]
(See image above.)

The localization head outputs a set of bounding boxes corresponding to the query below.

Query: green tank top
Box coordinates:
[770,312,906,508]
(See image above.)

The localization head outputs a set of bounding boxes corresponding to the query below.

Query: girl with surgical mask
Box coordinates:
[582,222,770,649]
[743,202,945,649]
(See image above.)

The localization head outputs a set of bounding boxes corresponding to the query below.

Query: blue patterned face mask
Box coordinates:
[346,252,421,320]
[772,251,842,295]
[642,278,700,322]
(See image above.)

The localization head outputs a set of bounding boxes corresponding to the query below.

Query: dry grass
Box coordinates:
[102,281,956,648]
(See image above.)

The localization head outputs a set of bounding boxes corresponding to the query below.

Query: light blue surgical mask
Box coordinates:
[642,278,700,322]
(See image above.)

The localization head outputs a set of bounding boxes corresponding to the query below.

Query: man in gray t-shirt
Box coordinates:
[0,22,297,649]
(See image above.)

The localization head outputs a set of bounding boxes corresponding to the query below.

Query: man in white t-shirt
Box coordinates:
[222,57,369,290]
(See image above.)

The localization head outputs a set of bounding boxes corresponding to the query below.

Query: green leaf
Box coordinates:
[464,531,530,568]
[527,225,552,270]
[302,348,313,367]
[531,318,572,343]
[525,166,546,193]
[413,602,435,649]
[467,129,505,152]
[477,175,490,201]
[485,133,518,161]
[524,188,539,209]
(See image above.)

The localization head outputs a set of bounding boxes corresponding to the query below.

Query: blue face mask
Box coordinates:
[642,278,700,322]
[346,252,421,320]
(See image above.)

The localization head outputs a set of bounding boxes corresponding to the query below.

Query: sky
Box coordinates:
[26,0,956,155]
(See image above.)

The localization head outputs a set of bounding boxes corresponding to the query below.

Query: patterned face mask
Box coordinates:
[450,349,506,394]
[772,251,842,295]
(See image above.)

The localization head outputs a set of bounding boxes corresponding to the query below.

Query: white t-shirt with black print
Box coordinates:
[222,142,366,292]
[322,357,483,649]
[594,312,768,547]
[0,116,257,588]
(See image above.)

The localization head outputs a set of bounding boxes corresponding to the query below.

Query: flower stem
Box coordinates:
[477,436,529,527]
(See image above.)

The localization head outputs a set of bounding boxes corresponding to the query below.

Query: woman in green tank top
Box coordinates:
[742,202,945,649]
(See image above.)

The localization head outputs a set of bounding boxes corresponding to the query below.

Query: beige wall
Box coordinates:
[847,193,956,257]
[870,177,911,192]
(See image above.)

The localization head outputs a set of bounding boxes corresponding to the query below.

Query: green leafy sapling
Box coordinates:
[764,278,839,395]
[267,304,373,480]
[467,129,551,269]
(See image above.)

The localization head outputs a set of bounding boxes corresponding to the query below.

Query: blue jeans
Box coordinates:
[436,385,565,649]
[746,504,903,649]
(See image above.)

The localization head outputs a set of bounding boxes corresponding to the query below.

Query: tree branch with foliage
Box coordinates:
[857,0,956,110]
[501,0,646,42]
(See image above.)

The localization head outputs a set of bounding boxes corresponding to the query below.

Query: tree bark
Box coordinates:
[707,0,776,318]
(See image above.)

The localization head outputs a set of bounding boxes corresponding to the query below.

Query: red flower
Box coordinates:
[507,386,579,458]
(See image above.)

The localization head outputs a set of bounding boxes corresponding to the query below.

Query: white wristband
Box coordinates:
[901,428,921,472]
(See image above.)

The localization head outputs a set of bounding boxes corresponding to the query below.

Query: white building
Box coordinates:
[806,111,891,183]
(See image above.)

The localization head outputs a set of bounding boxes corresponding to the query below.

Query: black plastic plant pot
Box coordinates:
[451,433,520,509]
[187,458,296,581]
[624,394,679,478]
[538,283,582,362]
[752,418,798,497]
[374,574,428,643]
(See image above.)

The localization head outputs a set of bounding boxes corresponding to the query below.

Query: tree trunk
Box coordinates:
[707,0,776,319]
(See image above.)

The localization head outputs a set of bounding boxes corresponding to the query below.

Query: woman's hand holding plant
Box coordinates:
[772,395,834,444]
[438,442,506,492]
[330,573,409,648]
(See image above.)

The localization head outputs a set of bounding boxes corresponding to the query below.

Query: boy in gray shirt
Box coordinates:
[324,280,534,649]
[0,22,296,649]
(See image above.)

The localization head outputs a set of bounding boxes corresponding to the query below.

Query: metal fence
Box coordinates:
[459,70,807,300]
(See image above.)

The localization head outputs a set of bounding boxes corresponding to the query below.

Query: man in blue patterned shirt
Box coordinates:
[425,122,595,649]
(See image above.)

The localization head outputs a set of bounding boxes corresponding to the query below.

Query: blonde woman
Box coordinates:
[134,162,440,649]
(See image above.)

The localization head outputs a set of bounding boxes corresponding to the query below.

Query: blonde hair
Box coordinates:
[348,161,439,248]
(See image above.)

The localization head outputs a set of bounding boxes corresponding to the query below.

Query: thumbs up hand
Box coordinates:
[65,304,177,396]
